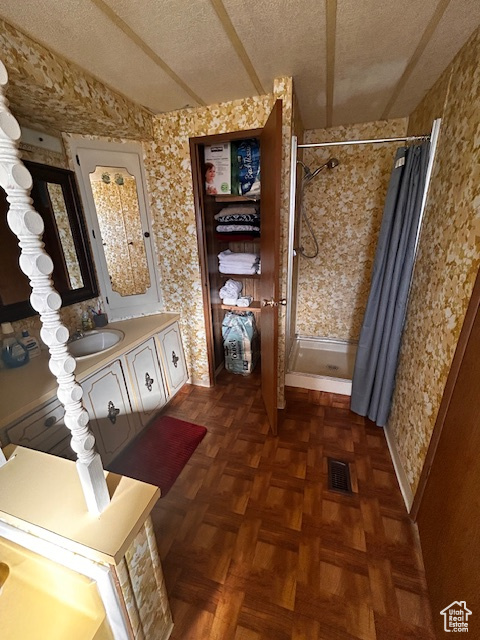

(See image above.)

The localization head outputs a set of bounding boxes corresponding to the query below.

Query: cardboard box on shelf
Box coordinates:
[204,142,232,195]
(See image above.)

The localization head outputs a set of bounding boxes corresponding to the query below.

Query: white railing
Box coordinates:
[0,60,110,514]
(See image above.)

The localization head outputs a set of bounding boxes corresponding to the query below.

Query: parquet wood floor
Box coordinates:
[151,370,435,640]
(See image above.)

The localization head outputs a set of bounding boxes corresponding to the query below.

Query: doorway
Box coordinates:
[189,101,282,433]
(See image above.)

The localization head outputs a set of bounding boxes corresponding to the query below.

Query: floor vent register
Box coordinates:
[327,458,353,495]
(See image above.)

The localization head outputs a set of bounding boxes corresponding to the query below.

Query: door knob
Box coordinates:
[279,298,287,306]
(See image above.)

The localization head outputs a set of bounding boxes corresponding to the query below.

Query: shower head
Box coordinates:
[298,157,339,184]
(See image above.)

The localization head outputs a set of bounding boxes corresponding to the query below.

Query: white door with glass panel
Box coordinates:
[72,140,162,320]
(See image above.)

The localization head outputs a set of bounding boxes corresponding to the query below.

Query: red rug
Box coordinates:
[107,416,207,496]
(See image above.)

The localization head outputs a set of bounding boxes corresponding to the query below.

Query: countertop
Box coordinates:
[0,444,160,565]
[0,312,179,431]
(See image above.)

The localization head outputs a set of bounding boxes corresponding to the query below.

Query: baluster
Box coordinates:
[0,60,110,514]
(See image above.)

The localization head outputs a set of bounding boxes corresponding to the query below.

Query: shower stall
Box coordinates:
[285,122,440,395]
[287,336,357,394]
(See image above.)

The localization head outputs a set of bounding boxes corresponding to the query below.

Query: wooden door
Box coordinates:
[415,274,480,636]
[260,100,282,434]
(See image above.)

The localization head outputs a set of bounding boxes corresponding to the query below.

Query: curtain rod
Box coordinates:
[298,135,430,149]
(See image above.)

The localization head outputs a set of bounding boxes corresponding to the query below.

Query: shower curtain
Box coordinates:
[350,142,430,426]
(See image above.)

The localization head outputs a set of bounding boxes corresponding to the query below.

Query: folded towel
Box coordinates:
[219,265,258,275]
[222,297,238,306]
[219,279,243,300]
[216,225,260,233]
[215,213,260,223]
[236,296,253,307]
[215,206,258,218]
[218,249,260,265]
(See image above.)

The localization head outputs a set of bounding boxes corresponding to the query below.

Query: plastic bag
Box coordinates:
[222,311,259,375]
[235,139,260,197]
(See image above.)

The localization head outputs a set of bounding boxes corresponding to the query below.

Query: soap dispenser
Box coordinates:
[20,330,41,358]
[81,310,93,331]
[1,322,29,368]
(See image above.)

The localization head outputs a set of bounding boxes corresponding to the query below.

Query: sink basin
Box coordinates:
[68,329,124,359]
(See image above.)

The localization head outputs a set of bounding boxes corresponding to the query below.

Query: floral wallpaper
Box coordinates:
[19,142,68,170]
[287,90,305,361]
[0,15,150,337]
[388,26,480,495]
[295,118,408,341]
[0,18,152,140]
[273,77,294,407]
[47,182,83,290]
[0,15,295,406]
[116,516,173,640]
[406,64,452,138]
[10,298,103,348]
[90,174,151,297]
[146,83,293,395]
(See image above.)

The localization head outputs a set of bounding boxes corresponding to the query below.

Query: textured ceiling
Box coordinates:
[0,0,479,130]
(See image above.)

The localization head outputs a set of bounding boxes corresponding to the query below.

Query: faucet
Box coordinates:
[69,330,85,342]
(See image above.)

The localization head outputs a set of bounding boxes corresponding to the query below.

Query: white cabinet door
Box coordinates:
[81,360,137,465]
[125,338,167,427]
[156,322,188,397]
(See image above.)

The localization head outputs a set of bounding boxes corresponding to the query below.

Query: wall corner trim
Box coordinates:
[384,423,414,513]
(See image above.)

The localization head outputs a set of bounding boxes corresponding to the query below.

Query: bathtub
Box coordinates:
[285,337,357,395]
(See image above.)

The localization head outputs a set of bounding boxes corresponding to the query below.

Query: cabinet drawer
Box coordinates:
[6,400,69,455]
[81,359,137,465]
[125,338,167,427]
[156,322,188,396]
[49,435,76,461]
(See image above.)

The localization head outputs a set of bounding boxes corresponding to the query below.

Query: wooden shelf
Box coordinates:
[216,235,260,243]
[219,272,260,279]
[217,301,261,313]
[214,195,259,203]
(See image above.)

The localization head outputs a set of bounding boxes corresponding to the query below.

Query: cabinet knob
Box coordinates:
[44,416,57,428]
[172,350,179,368]
[107,400,120,424]
[145,372,154,392]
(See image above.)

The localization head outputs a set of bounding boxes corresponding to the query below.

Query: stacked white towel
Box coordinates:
[218,249,260,275]
[219,279,243,300]
[214,205,258,219]
[222,297,239,306]
[236,296,253,308]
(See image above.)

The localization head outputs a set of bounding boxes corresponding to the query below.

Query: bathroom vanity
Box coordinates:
[0,313,187,639]
[0,313,188,465]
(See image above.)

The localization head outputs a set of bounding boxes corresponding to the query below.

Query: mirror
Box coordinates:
[0,161,98,322]
[88,166,150,297]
